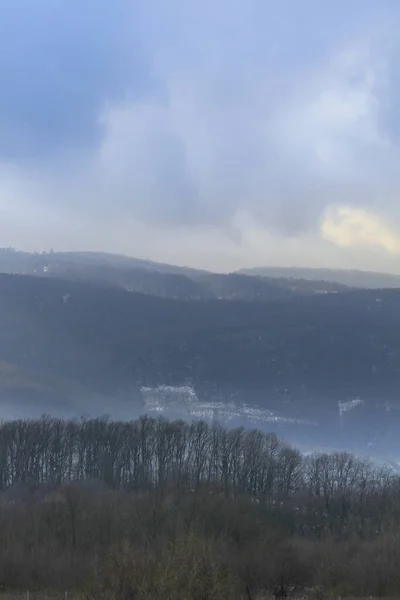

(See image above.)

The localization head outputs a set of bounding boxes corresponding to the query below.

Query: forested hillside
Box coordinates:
[0,273,399,398]
[1,273,400,456]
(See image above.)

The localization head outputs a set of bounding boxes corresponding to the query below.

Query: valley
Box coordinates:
[0,250,400,465]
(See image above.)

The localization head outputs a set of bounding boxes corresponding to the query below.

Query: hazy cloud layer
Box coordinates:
[1,0,400,271]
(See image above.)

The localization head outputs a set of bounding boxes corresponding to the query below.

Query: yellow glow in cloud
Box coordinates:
[321,205,400,254]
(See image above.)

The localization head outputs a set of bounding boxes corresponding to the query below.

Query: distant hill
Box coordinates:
[238,266,400,289]
[0,272,399,398]
[1,273,400,456]
[0,248,349,300]
[0,248,206,278]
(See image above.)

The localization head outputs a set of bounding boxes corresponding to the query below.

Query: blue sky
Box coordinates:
[1,0,400,272]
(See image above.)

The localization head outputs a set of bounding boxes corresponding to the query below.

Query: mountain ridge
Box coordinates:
[3,247,400,291]
[238,265,400,289]
[0,248,350,300]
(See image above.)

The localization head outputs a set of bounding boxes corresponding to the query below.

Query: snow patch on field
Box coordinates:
[141,385,316,428]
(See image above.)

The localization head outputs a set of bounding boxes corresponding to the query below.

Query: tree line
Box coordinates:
[0,415,397,534]
[1,416,400,597]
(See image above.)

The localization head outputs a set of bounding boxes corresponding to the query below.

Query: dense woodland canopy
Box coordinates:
[0,416,400,597]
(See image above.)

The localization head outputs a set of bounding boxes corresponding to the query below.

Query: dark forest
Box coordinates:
[0,416,399,598]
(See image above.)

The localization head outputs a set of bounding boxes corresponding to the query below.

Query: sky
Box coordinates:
[1,0,400,273]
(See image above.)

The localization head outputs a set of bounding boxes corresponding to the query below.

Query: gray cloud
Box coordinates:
[1,0,400,270]
[0,0,153,161]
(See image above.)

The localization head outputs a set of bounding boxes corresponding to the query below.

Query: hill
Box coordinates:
[1,274,400,457]
[0,248,349,300]
[238,265,400,289]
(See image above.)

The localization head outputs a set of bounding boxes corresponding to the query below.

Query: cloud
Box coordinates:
[0,0,150,161]
[1,0,400,271]
[87,23,400,244]
[321,206,400,254]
